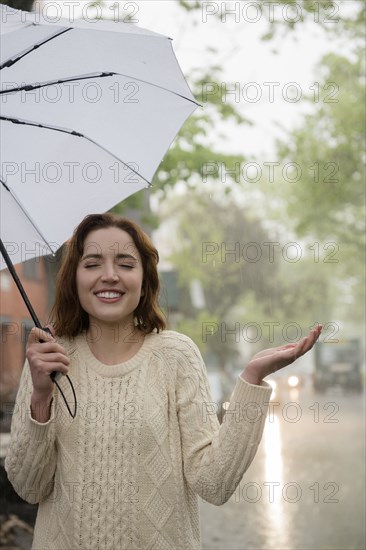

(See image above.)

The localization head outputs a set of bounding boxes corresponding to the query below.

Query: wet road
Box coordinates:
[200,382,366,550]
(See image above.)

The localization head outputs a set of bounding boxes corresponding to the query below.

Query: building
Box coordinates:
[0,256,55,420]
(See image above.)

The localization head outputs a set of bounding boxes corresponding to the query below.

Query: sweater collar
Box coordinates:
[74,330,157,378]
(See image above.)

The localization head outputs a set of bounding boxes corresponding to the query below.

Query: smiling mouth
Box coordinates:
[95,291,124,299]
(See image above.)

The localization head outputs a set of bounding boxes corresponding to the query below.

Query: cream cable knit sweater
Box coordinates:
[5,330,272,550]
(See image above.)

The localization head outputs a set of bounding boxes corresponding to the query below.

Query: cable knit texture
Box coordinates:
[5,330,272,550]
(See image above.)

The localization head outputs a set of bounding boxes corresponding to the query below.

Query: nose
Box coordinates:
[101,263,119,282]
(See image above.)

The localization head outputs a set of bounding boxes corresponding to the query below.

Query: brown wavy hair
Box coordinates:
[50,213,166,338]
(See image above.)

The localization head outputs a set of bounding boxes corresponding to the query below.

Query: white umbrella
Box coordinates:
[0,3,198,270]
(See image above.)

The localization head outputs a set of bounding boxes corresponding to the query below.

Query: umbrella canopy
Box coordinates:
[0,3,198,270]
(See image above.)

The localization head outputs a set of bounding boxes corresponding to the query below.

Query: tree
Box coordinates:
[275,49,365,253]
[165,189,342,333]
[165,193,280,366]
[270,45,365,328]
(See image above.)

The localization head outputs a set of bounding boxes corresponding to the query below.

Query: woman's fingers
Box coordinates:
[28,351,70,368]
[26,342,70,363]
[303,325,322,350]
[290,325,322,358]
[26,326,70,388]
[277,326,322,364]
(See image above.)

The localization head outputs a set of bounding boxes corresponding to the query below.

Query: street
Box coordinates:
[200,382,365,550]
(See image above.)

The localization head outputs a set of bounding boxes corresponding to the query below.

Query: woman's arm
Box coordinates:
[176,326,321,506]
[5,360,59,504]
[4,326,70,504]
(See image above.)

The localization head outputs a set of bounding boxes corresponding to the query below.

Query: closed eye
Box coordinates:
[83,263,135,269]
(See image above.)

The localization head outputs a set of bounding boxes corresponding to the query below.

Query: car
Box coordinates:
[313,339,363,393]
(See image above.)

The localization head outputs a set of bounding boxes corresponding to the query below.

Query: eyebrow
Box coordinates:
[81,253,138,261]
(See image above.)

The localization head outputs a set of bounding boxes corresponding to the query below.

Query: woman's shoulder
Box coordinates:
[152,329,196,346]
[150,330,202,359]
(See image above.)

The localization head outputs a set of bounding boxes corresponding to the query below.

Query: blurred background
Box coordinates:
[0,1,365,549]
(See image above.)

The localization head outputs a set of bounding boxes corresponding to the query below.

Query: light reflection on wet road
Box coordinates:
[200,383,365,550]
[262,415,289,550]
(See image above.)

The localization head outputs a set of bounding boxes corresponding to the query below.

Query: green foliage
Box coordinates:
[275,49,365,255]
[176,0,365,42]
[166,192,282,362]
[166,190,344,351]
[260,1,350,39]
[266,37,365,334]
[175,311,221,354]
[152,64,250,195]
[171,196,276,313]
[268,255,336,325]
[178,0,202,13]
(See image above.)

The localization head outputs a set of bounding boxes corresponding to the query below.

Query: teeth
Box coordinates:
[96,292,122,298]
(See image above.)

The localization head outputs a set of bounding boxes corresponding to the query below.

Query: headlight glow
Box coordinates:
[288,375,299,387]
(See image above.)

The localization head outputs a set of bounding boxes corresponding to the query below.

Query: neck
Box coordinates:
[86,319,145,365]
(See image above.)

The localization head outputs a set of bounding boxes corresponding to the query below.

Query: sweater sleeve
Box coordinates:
[175,336,272,506]
[4,360,58,504]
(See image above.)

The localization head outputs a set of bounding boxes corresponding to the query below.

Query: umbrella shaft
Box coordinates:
[0,239,42,328]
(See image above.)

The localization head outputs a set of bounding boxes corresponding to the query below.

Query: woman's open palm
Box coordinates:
[243,325,322,384]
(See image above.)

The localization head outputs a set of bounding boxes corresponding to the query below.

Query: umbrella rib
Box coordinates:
[0,27,72,70]
[0,179,56,255]
[0,116,153,188]
[122,72,200,106]
[83,135,153,188]
[0,72,201,107]
[0,72,115,95]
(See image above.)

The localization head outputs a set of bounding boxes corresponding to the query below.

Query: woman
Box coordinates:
[5,213,322,550]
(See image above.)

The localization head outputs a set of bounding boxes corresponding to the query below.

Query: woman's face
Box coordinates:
[76,227,144,328]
